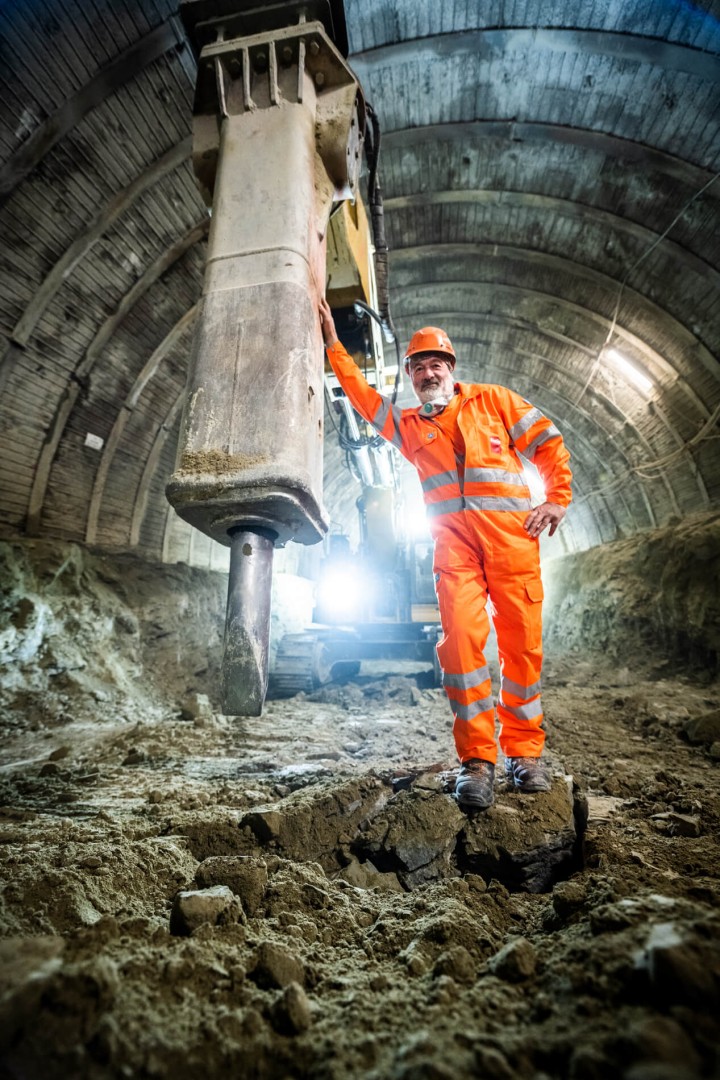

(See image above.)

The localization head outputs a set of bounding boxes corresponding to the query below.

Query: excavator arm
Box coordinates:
[166,0,366,715]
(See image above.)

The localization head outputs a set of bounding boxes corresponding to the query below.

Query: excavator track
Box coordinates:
[269,631,361,698]
[269,633,328,698]
[270,623,441,699]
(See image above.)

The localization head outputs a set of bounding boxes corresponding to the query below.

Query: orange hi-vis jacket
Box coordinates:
[326,339,572,765]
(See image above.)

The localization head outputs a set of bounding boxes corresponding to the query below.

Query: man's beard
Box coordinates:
[418,378,451,405]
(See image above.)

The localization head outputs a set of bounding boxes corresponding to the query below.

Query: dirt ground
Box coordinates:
[0,540,719,1079]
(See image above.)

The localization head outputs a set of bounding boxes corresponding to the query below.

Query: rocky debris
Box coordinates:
[2,537,720,1080]
[336,855,404,892]
[460,775,577,892]
[584,794,625,822]
[650,812,701,837]
[180,692,214,725]
[488,936,537,981]
[433,944,476,984]
[122,748,146,766]
[169,886,243,936]
[0,940,119,1065]
[0,935,65,1002]
[306,675,425,709]
[543,511,720,669]
[550,878,588,924]
[48,745,71,761]
[239,777,389,870]
[233,770,581,894]
[682,709,720,748]
[195,856,268,914]
[39,762,63,777]
[390,761,447,793]
[79,855,103,869]
[638,919,720,1011]
[355,778,466,886]
[269,981,312,1034]
[618,1016,702,1077]
[249,940,305,989]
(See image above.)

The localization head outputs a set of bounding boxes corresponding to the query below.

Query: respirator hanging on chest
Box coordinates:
[419,399,449,417]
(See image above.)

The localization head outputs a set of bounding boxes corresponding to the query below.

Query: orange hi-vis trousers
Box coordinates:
[325,338,572,766]
[433,508,545,765]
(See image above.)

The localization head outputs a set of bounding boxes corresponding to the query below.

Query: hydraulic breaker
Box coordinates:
[167,0,364,714]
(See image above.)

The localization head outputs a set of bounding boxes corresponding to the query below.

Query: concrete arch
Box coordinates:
[130,395,185,548]
[390,243,720,390]
[384,189,720,291]
[388,274,713,423]
[86,304,198,544]
[0,18,189,202]
[8,139,194,350]
[25,226,205,535]
[351,28,720,83]
[447,336,668,528]
[352,33,720,169]
[381,122,720,196]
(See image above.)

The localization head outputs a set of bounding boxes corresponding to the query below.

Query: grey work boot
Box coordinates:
[504,756,551,793]
[455,759,495,809]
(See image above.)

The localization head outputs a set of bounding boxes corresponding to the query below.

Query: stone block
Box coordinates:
[169,885,242,936]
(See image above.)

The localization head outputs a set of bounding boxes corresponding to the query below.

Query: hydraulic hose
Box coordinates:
[364,102,400,394]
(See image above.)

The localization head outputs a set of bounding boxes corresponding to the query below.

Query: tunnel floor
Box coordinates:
[1,649,719,1079]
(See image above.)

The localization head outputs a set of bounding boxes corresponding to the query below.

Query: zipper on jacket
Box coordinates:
[424,414,466,509]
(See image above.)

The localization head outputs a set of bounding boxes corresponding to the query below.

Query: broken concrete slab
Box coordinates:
[235,770,578,893]
[459,775,577,892]
[354,787,466,885]
[239,777,390,870]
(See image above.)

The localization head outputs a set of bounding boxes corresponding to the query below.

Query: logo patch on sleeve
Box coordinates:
[490,436,502,453]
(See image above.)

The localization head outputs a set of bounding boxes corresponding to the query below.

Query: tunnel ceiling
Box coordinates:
[0,0,719,562]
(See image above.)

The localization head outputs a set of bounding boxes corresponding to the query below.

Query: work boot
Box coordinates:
[455,759,495,809]
[504,756,551,793]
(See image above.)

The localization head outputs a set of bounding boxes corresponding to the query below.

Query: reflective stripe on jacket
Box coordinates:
[326,340,572,515]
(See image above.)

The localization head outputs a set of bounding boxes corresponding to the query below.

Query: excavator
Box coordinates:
[270,373,442,697]
[167,0,440,714]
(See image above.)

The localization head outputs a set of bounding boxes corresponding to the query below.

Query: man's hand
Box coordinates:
[524,501,566,538]
[319,297,338,347]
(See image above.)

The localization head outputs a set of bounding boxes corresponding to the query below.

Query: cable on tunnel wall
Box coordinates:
[575,168,720,406]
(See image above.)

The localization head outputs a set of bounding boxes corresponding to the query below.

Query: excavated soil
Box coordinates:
[0,540,719,1079]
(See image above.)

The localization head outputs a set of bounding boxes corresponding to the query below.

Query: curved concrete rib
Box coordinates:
[0,18,189,203]
[25,223,205,536]
[85,305,198,545]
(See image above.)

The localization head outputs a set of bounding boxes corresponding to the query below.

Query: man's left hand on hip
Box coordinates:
[523,502,566,538]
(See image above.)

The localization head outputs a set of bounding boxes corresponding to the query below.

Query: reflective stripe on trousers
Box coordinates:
[433,510,545,764]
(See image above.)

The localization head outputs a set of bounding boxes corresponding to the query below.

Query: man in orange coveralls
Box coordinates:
[319,298,572,810]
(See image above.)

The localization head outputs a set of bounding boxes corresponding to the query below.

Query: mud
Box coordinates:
[177,450,269,475]
[1,539,719,1079]
[544,510,720,672]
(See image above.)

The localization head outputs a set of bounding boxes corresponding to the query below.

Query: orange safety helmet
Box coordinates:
[404,326,456,372]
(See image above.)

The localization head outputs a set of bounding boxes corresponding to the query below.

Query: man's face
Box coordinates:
[407,354,456,404]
